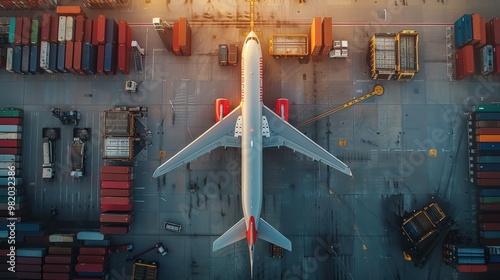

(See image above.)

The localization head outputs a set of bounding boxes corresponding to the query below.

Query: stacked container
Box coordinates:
[443,244,487,272]
[468,104,500,246]
[100,165,133,234]
[43,246,75,279]
[0,0,57,10]
[487,246,500,271]
[0,108,25,223]
[16,248,47,279]
[76,247,109,278]
[172,17,191,56]
[117,20,131,74]
[81,0,129,9]
[321,17,332,56]
[309,17,323,57]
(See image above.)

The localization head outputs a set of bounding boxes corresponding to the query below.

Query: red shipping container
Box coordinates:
[477,171,500,178]
[0,148,21,154]
[490,18,500,46]
[457,264,487,273]
[43,264,72,273]
[101,196,131,205]
[476,128,500,135]
[43,272,71,280]
[100,213,133,223]
[24,235,51,243]
[48,246,74,255]
[471,14,481,46]
[97,44,105,74]
[118,43,126,73]
[100,225,129,235]
[17,257,43,265]
[17,264,42,272]
[56,6,84,16]
[480,223,500,230]
[125,24,131,74]
[101,165,132,174]
[101,203,133,212]
[480,203,500,211]
[487,263,500,271]
[50,15,59,43]
[118,20,128,45]
[15,272,41,279]
[14,17,22,45]
[480,238,500,246]
[101,173,132,181]
[79,247,107,255]
[65,41,77,74]
[84,19,93,43]
[495,46,500,74]
[476,16,487,48]
[75,263,105,273]
[77,255,107,263]
[22,18,31,45]
[75,16,84,42]
[92,18,98,45]
[0,118,22,125]
[73,41,85,75]
[455,45,474,80]
[101,180,131,189]
[41,14,51,41]
[173,21,181,55]
[478,214,500,222]
[97,15,106,45]
[101,188,131,197]
[0,140,21,147]
[477,179,500,186]
[45,255,74,264]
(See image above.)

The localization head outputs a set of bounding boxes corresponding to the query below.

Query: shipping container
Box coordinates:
[42,272,71,280]
[0,118,22,125]
[104,110,134,136]
[65,16,74,42]
[370,33,396,80]
[29,45,41,74]
[455,16,464,47]
[76,263,106,273]
[0,148,21,154]
[228,44,238,65]
[41,14,51,42]
[101,188,131,197]
[75,15,84,42]
[43,264,72,273]
[479,45,494,75]
[495,46,500,74]
[58,16,66,42]
[0,154,20,161]
[40,41,51,73]
[477,164,500,171]
[17,257,43,265]
[49,42,58,72]
[8,17,15,44]
[310,17,323,56]
[101,180,132,189]
[103,137,133,160]
[479,196,500,203]
[172,21,181,56]
[45,255,74,264]
[475,128,500,134]
[455,44,475,80]
[0,125,22,132]
[477,171,500,178]
[117,43,127,73]
[17,248,47,258]
[101,196,131,205]
[76,231,105,240]
[77,255,107,263]
[477,16,487,48]
[48,246,74,255]
[476,135,500,142]
[475,121,500,127]
[84,19,92,43]
[73,41,84,75]
[0,140,21,147]
[97,15,106,44]
[56,5,84,16]
[101,165,132,173]
[21,17,31,45]
[395,30,419,81]
[21,45,30,74]
[65,41,76,74]
[100,212,133,224]
[472,14,482,46]
[321,17,332,56]
[480,230,500,239]
[14,17,22,45]
[479,189,500,197]
[82,42,97,75]
[103,43,115,74]
[16,272,41,279]
[178,17,191,56]
[12,45,21,73]
[30,20,39,45]
[488,18,500,46]
[480,223,500,231]
[5,47,13,73]
[57,43,66,73]
[92,17,98,45]
[97,44,104,74]
[100,225,129,235]
[473,156,500,163]
[463,14,473,46]
[50,15,59,43]
[101,172,132,181]
[105,18,117,45]
[16,263,42,272]
[118,20,128,44]
[78,247,107,255]
[477,179,500,186]
[101,203,133,212]
[17,222,44,231]
[83,239,110,247]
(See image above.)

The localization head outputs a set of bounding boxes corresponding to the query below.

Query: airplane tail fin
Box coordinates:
[213,218,247,251]
[258,218,292,251]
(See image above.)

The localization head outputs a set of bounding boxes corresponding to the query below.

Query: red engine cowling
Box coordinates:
[275,98,289,122]
[215,98,230,122]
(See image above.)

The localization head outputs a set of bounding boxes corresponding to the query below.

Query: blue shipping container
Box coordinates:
[0,178,22,186]
[490,255,500,263]
[21,45,30,74]
[477,164,500,171]
[474,113,500,121]
[457,247,486,255]
[457,257,486,264]
[480,189,500,197]
[57,43,66,73]
[476,156,500,163]
[480,230,500,239]
[478,143,500,150]
[77,231,105,241]
[103,43,114,73]
[463,14,473,45]
[82,42,97,75]
[12,45,22,73]
[455,17,464,48]
[29,45,41,74]
[0,155,20,161]
[105,18,117,44]
[16,222,44,231]
[8,17,15,44]
[17,248,47,258]
[49,43,58,72]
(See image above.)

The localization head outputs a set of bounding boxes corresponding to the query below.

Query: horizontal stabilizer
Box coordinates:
[258,218,292,251]
[213,218,247,251]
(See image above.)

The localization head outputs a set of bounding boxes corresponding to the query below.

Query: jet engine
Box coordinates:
[275,98,289,122]
[215,98,230,122]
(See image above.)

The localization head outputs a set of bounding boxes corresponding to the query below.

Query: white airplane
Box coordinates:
[153,27,352,280]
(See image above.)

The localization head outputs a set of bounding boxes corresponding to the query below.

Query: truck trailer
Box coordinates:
[42,128,59,180]
[395,30,419,81]
[70,128,90,178]
[369,33,396,80]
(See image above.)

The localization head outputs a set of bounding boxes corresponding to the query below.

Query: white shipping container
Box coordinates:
[0,125,22,132]
[0,170,21,177]
[40,41,51,72]
[0,132,22,140]
[58,16,66,42]
[65,16,74,42]
[0,162,21,169]
[6,47,13,73]
[104,137,132,159]
[0,155,21,161]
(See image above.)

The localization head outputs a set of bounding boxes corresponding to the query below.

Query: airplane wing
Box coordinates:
[152,105,242,178]
[261,104,352,177]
